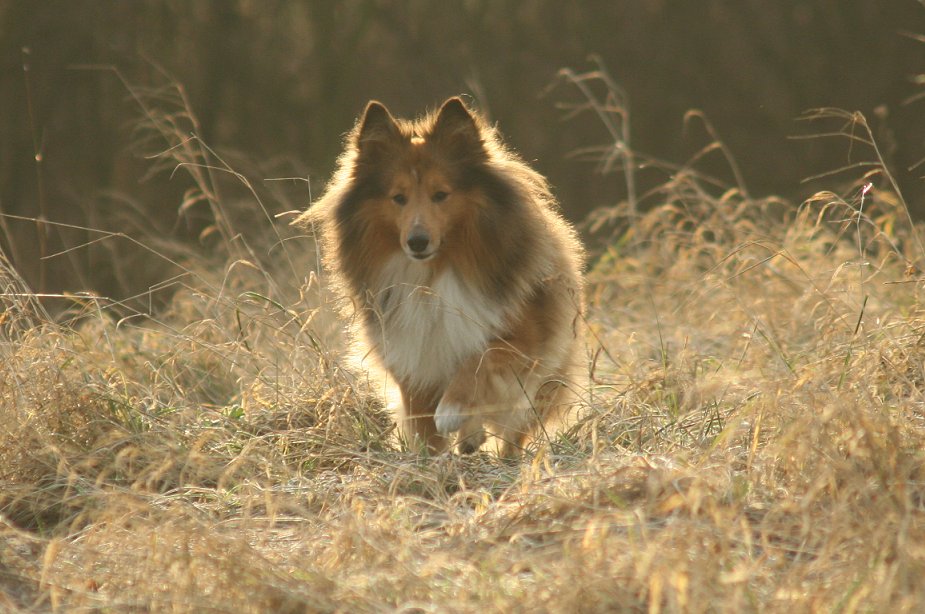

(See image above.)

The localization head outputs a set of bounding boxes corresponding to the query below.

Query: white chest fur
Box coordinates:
[368,255,505,389]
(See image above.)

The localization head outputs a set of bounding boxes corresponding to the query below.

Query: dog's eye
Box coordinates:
[392,194,407,205]
[432,191,449,203]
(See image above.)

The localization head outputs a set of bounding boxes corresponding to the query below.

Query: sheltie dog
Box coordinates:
[296,97,584,456]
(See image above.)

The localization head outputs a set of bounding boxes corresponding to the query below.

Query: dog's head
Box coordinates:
[348,97,492,262]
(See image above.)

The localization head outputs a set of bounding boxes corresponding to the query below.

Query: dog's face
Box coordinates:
[383,163,456,262]
[351,98,489,263]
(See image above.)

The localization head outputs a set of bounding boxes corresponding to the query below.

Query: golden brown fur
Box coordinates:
[295,97,584,456]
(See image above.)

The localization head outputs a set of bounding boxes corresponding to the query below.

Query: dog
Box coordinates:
[296,97,584,456]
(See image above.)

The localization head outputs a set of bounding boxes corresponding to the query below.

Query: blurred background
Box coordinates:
[1,0,924,310]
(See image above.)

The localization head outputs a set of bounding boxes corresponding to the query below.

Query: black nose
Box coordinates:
[406,231,430,255]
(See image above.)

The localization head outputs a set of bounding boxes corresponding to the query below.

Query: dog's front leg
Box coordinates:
[435,342,528,437]
[399,385,450,454]
[434,352,491,435]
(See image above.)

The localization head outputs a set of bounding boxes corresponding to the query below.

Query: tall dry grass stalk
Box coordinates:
[2,68,925,612]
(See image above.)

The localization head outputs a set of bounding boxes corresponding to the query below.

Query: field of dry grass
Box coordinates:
[3,78,925,612]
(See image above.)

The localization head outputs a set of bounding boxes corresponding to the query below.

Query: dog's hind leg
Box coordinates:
[494,381,569,457]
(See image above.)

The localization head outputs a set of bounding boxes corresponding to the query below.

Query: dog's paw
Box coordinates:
[456,426,486,455]
[434,399,466,434]
[457,439,481,455]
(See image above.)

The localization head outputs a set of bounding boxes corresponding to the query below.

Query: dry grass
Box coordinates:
[3,74,925,613]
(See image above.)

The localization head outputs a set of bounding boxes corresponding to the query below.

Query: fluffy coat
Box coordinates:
[295,97,584,456]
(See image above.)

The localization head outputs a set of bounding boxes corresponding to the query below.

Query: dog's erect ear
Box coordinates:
[355,101,400,152]
[431,97,486,159]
